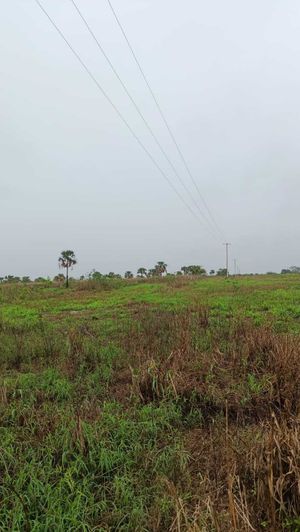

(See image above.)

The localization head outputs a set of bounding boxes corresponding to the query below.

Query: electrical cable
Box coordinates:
[107,0,226,240]
[34,0,220,241]
[70,0,220,238]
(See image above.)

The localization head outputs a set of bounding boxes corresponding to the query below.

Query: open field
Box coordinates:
[1,274,300,531]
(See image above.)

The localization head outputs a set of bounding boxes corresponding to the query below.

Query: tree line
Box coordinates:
[0,250,229,286]
[2,250,299,286]
[281,266,300,274]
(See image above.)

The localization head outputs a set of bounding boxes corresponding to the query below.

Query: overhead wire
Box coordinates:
[107,0,225,240]
[69,0,220,238]
[34,0,220,241]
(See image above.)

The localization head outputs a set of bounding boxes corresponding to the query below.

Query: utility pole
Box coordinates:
[234,258,237,276]
[223,243,231,277]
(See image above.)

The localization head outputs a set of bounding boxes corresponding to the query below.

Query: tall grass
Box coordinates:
[1,278,300,530]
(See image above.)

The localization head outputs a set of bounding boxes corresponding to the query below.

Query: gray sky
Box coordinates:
[1,0,300,278]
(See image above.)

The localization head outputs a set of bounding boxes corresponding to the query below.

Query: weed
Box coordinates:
[1,276,300,529]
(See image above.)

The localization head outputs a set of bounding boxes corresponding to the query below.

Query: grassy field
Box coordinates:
[1,274,300,531]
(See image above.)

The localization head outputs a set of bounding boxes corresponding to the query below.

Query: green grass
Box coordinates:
[1,274,300,530]
[0,400,184,531]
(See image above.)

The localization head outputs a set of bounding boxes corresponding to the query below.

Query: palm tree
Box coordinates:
[58,250,77,288]
[155,261,167,276]
[137,267,147,278]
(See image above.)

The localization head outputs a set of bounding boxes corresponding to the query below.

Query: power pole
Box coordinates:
[234,258,237,276]
[223,243,231,277]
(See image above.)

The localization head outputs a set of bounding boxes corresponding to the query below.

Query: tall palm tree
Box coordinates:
[155,261,167,276]
[58,250,77,288]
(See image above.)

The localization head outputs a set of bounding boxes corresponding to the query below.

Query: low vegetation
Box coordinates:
[1,274,300,530]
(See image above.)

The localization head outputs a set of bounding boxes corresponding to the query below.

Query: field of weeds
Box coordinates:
[1,274,300,531]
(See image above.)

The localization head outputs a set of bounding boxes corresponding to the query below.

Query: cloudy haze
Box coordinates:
[1,0,300,278]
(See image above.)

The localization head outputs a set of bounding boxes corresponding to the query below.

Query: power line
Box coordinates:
[107,0,225,240]
[69,0,220,239]
[34,0,219,240]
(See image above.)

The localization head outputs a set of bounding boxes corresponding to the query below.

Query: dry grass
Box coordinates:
[2,281,300,530]
[119,307,300,530]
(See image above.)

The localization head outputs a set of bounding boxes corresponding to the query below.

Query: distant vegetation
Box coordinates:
[281,265,300,274]
[58,250,77,288]
[2,252,299,284]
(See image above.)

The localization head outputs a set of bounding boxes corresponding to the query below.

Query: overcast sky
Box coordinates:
[1,0,300,278]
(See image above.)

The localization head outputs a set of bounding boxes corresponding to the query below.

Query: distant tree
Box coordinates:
[58,250,77,288]
[189,265,206,275]
[217,268,227,277]
[107,272,122,279]
[176,270,183,276]
[21,276,31,283]
[137,267,147,278]
[180,265,206,276]
[34,277,47,283]
[281,266,300,274]
[53,273,65,284]
[147,268,157,278]
[124,271,133,279]
[155,261,167,276]
[5,275,21,283]
[290,266,300,273]
[209,269,215,276]
[89,270,103,280]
